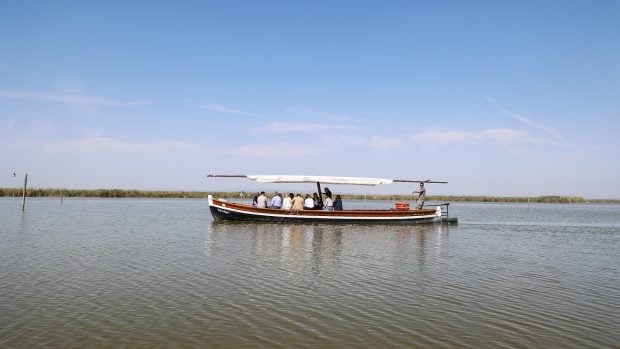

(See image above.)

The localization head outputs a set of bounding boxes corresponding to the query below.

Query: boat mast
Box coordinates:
[317,181,323,207]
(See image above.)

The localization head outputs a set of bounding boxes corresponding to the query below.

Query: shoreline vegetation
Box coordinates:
[1,188,618,204]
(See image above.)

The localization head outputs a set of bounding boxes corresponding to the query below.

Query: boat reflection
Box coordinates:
[207,222,452,273]
[278,224,345,274]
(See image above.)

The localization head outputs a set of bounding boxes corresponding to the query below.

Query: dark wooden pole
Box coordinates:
[316,182,323,207]
[21,173,27,211]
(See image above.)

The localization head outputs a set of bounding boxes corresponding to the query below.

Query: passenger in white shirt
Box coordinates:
[303,194,315,209]
[282,193,293,210]
[256,191,268,208]
[324,195,334,210]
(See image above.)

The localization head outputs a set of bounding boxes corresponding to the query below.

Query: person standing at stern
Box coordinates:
[413,183,426,209]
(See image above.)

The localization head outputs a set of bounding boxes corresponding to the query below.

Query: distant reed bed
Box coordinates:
[1,188,618,203]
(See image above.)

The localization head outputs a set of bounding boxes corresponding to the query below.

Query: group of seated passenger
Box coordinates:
[252,187,343,211]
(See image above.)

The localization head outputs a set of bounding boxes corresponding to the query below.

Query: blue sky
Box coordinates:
[1,1,619,198]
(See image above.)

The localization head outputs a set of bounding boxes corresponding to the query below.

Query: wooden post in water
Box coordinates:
[21,173,28,211]
[60,187,63,204]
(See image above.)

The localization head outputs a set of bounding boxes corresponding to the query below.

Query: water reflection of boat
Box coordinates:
[207,174,458,225]
[208,221,452,273]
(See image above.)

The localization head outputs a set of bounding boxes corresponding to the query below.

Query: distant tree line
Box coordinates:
[1,188,619,203]
[0,188,211,199]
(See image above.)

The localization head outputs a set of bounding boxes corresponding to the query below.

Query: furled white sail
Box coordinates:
[246,175,393,186]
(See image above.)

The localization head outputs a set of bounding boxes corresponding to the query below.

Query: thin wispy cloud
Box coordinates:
[315,133,405,150]
[0,89,143,108]
[44,135,320,159]
[368,135,405,149]
[326,134,367,147]
[257,121,358,133]
[412,128,529,144]
[200,101,262,117]
[486,97,565,141]
[283,107,353,122]
[46,136,197,154]
[412,130,471,143]
[478,128,530,142]
[226,143,321,158]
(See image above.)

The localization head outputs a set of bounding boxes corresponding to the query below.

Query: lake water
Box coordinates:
[1,198,618,348]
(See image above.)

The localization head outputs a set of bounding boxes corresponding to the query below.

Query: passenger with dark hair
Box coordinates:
[256,191,268,208]
[313,192,322,209]
[333,195,343,211]
[323,187,332,200]
[252,194,259,207]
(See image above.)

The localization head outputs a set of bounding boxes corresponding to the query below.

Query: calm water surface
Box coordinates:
[1,198,618,348]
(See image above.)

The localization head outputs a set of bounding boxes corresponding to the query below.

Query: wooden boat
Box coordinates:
[207,175,458,224]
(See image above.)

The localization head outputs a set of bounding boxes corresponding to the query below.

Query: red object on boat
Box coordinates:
[395,202,410,210]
